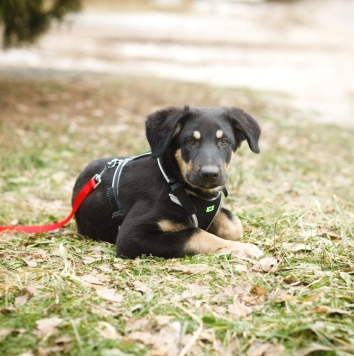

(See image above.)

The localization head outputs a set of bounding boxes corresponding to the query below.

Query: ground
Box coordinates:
[0,71,353,355]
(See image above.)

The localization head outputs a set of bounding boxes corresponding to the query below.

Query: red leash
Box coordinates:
[0,178,97,234]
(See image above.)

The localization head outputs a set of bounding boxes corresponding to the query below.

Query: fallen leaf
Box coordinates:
[97,264,114,273]
[132,281,151,294]
[308,306,351,316]
[38,345,66,356]
[26,281,39,296]
[293,343,333,356]
[250,285,268,297]
[96,288,123,303]
[169,264,209,275]
[228,299,253,317]
[247,341,285,356]
[112,262,126,270]
[128,331,156,345]
[252,257,279,273]
[54,334,72,344]
[153,315,174,327]
[96,321,121,340]
[80,274,104,285]
[22,259,37,268]
[34,317,63,338]
[0,329,13,340]
[17,352,33,356]
[15,293,30,307]
[82,256,98,265]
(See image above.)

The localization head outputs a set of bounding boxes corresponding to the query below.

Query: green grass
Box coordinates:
[0,71,353,355]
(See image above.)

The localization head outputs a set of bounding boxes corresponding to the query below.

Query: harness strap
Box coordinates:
[157,157,226,230]
[107,152,152,221]
[107,158,131,220]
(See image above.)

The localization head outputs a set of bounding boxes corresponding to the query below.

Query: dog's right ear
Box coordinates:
[145,106,189,158]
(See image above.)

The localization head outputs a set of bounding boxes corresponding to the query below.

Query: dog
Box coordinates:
[72,106,263,259]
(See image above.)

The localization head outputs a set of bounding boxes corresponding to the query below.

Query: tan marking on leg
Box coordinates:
[216,130,223,138]
[175,149,192,181]
[209,210,243,241]
[184,230,234,255]
[193,131,201,139]
[158,219,187,233]
[184,229,263,259]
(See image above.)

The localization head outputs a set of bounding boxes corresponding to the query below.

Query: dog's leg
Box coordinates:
[183,228,262,259]
[209,207,243,241]
[116,205,262,259]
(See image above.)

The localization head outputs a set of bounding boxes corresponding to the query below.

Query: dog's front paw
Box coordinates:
[221,241,263,260]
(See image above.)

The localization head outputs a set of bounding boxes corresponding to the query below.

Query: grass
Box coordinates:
[0,71,353,355]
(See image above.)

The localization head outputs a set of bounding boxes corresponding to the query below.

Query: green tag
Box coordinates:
[206,205,215,213]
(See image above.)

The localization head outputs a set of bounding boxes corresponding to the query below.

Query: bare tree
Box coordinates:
[0,0,81,48]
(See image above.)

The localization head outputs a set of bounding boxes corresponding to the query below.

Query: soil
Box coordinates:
[0,0,353,127]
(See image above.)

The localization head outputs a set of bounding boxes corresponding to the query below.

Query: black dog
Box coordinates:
[72,106,263,259]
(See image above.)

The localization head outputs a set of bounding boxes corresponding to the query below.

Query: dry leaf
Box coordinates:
[22,259,37,268]
[96,288,123,303]
[15,293,30,307]
[54,334,72,344]
[247,341,285,356]
[0,329,13,340]
[38,345,66,356]
[132,281,151,294]
[252,257,279,273]
[96,321,121,340]
[228,299,253,317]
[112,262,126,270]
[250,285,268,297]
[129,331,156,345]
[293,342,333,356]
[26,281,39,296]
[34,317,63,338]
[82,256,98,265]
[154,315,174,327]
[97,264,114,273]
[169,264,209,275]
[80,274,104,285]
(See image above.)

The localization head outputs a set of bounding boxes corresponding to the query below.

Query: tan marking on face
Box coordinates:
[175,148,192,181]
[208,210,243,241]
[193,131,201,139]
[216,130,223,139]
[158,219,187,233]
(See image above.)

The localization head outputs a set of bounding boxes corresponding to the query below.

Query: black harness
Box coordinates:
[106,152,226,231]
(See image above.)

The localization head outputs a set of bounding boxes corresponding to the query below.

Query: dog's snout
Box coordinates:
[200,166,220,181]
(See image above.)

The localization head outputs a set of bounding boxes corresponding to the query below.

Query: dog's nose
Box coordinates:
[200,166,220,180]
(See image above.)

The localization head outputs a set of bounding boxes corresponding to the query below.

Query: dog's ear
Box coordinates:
[226,107,261,153]
[145,106,189,158]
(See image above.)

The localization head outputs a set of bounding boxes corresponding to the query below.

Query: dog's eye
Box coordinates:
[187,138,197,146]
[219,138,229,147]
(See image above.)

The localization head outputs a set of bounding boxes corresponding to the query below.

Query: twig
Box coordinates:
[174,302,203,356]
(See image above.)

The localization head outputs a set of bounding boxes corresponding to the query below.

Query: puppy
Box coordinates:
[72,106,263,259]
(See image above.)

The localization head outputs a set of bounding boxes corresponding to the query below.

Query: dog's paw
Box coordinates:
[221,241,263,260]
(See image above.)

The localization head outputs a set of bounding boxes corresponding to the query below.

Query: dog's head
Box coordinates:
[146,106,261,192]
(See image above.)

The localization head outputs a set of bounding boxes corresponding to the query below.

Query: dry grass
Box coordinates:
[0,71,353,355]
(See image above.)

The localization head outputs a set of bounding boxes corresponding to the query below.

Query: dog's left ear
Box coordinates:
[226,107,261,153]
[146,106,189,158]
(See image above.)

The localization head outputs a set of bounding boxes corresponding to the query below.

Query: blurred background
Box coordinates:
[1,0,353,127]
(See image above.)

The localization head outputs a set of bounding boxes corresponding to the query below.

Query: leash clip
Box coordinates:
[93,159,121,189]
[93,174,102,189]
